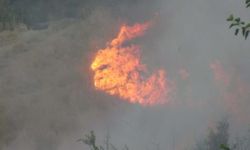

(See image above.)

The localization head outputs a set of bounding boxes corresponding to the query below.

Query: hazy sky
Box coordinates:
[0,0,250,150]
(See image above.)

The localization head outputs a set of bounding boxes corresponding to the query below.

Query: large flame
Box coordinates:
[91,22,168,106]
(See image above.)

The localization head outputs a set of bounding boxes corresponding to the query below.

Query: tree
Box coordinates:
[207,119,229,150]
[227,0,250,39]
[78,131,103,150]
[78,131,130,150]
[0,0,19,31]
[231,129,250,150]
[194,119,230,150]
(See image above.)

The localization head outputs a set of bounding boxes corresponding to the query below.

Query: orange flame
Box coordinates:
[91,22,168,106]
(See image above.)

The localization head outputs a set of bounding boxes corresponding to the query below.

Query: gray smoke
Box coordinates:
[0,0,250,150]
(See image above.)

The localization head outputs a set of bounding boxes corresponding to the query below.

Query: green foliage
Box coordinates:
[220,144,230,150]
[227,1,250,39]
[246,0,250,8]
[227,14,250,39]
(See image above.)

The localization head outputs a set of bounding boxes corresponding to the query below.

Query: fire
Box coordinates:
[90,22,168,106]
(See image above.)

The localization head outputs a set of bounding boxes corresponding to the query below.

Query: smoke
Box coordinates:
[0,0,250,150]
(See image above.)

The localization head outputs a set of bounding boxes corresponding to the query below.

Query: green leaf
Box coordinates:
[242,27,246,36]
[247,3,250,8]
[220,144,230,150]
[227,14,234,21]
[229,23,237,28]
[246,0,250,4]
[245,23,250,28]
[235,17,240,23]
[235,28,239,35]
[245,30,249,39]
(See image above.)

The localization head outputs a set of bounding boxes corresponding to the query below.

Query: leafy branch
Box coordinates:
[227,0,250,39]
[246,0,250,8]
[227,14,250,39]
